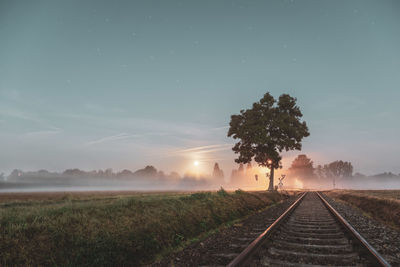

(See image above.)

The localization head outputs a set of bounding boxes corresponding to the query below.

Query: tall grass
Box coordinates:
[0,190,284,266]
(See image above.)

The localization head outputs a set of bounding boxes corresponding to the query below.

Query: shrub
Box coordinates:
[235,189,244,194]
[217,187,228,197]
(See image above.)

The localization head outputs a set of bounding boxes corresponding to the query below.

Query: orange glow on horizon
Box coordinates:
[294,178,304,189]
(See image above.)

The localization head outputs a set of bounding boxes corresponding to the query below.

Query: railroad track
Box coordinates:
[227,191,391,267]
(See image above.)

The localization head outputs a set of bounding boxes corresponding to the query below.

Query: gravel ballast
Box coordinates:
[323,193,400,266]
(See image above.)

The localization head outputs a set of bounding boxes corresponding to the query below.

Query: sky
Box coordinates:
[0,0,399,176]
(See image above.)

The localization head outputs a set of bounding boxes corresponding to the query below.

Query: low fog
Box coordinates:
[1,157,400,192]
[0,165,230,193]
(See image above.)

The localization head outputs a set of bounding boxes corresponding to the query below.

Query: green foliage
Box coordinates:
[217,187,228,197]
[173,233,185,246]
[235,189,244,194]
[227,92,309,169]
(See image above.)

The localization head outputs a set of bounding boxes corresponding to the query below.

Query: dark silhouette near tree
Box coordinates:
[228,92,309,190]
[289,154,315,179]
[212,163,224,179]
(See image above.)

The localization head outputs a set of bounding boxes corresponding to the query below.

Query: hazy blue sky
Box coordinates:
[1,0,399,175]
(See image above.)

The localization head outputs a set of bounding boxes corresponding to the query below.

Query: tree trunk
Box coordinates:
[268,167,274,191]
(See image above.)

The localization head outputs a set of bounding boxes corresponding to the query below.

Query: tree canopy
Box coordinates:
[289,154,315,179]
[228,92,309,190]
[212,163,224,179]
[228,92,309,169]
[323,160,353,178]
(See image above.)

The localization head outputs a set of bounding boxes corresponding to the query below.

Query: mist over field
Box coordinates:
[0,165,225,192]
[1,162,399,192]
[292,175,400,190]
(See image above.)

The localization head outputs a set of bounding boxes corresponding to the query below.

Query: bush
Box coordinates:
[235,189,244,194]
[217,187,228,197]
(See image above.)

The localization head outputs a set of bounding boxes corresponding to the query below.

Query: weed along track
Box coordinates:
[227,192,391,267]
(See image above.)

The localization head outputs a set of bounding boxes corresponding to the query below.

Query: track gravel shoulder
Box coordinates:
[323,193,400,266]
[152,192,399,266]
[152,193,300,267]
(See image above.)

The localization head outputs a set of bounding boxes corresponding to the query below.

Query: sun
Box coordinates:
[193,160,199,166]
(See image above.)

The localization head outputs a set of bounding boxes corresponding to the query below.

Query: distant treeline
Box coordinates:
[6,165,179,180]
[288,154,400,179]
[1,157,399,191]
[285,154,400,189]
[0,165,227,190]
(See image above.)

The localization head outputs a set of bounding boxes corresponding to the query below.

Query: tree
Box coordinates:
[105,168,113,178]
[9,169,23,179]
[289,154,315,179]
[168,171,181,180]
[324,160,353,178]
[228,92,309,190]
[132,165,158,178]
[212,163,224,179]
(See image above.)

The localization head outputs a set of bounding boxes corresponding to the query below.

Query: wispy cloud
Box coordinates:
[174,144,232,154]
[0,107,59,130]
[85,133,141,146]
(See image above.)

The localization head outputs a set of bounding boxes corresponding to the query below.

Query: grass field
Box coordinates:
[329,190,400,200]
[326,190,400,230]
[0,189,288,266]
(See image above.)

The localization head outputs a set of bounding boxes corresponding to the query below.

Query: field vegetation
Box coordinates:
[0,189,288,266]
[326,190,400,230]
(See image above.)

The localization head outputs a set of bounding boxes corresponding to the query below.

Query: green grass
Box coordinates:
[0,190,285,266]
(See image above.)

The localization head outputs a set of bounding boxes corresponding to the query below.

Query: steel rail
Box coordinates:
[226,192,307,267]
[317,192,391,267]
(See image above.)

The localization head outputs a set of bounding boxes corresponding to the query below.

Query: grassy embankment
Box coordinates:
[326,190,400,230]
[0,189,287,266]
